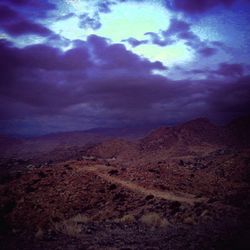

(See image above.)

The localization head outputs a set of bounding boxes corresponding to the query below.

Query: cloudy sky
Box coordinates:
[1,0,250,135]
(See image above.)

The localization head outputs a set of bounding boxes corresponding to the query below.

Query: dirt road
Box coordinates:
[75,164,207,205]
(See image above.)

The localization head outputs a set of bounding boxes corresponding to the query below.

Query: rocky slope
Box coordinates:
[1,117,250,249]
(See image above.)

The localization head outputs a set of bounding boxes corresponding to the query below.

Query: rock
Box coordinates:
[109,184,117,190]
[183,217,195,225]
[108,169,119,176]
[179,160,184,166]
[148,168,160,174]
[145,195,154,201]
[169,201,181,214]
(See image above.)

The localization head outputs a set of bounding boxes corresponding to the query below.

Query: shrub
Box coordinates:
[115,214,135,224]
[140,212,169,228]
[70,214,89,223]
[53,214,89,237]
[53,220,81,237]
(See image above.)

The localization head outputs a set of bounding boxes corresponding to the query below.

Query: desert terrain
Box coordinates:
[0,117,250,249]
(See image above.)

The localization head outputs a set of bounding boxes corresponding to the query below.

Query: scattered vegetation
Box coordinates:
[53,220,81,237]
[52,214,89,237]
[70,214,90,223]
[140,212,169,228]
[114,214,135,224]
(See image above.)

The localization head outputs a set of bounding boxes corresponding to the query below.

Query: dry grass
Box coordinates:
[140,212,169,228]
[70,214,89,223]
[53,214,89,237]
[53,220,82,237]
[114,214,135,223]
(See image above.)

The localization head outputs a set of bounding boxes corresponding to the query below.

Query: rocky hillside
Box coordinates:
[1,117,250,249]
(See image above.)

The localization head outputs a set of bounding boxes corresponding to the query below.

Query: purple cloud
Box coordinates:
[156,19,219,57]
[177,31,199,42]
[0,4,19,21]
[144,32,175,47]
[0,35,166,109]
[97,0,113,13]
[164,19,190,34]
[0,39,91,71]
[1,19,52,37]
[122,37,148,47]
[184,63,246,78]
[144,18,213,56]
[5,0,55,11]
[0,35,249,135]
[1,68,250,134]
[169,0,235,14]
[208,76,250,115]
[0,4,53,37]
[79,13,102,30]
[198,47,218,57]
[87,35,166,71]
[214,63,245,77]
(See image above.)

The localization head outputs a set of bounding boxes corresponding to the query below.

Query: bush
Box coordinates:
[140,212,169,228]
[70,214,89,223]
[53,220,81,237]
[115,214,135,224]
[53,214,89,237]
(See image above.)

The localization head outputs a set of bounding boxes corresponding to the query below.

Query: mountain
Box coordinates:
[0,126,156,161]
[0,134,23,156]
[85,126,156,139]
[225,116,250,147]
[141,118,223,151]
[87,117,250,162]
[1,117,250,249]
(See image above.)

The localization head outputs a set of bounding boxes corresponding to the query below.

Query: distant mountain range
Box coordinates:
[87,116,250,162]
[1,117,249,161]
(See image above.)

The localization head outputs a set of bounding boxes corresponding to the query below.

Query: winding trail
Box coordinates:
[75,164,207,205]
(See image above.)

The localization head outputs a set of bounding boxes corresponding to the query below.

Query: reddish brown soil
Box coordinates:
[1,117,250,249]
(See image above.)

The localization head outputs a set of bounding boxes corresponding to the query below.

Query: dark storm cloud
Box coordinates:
[0,4,53,37]
[184,63,246,78]
[1,34,249,134]
[164,18,191,34]
[168,0,235,14]
[208,76,250,115]
[214,63,245,77]
[198,47,218,57]
[0,35,166,118]
[0,4,19,21]
[5,0,56,12]
[1,19,52,37]
[87,35,166,71]
[3,0,55,20]
[0,40,91,71]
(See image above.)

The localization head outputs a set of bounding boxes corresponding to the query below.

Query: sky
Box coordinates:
[0,0,250,135]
